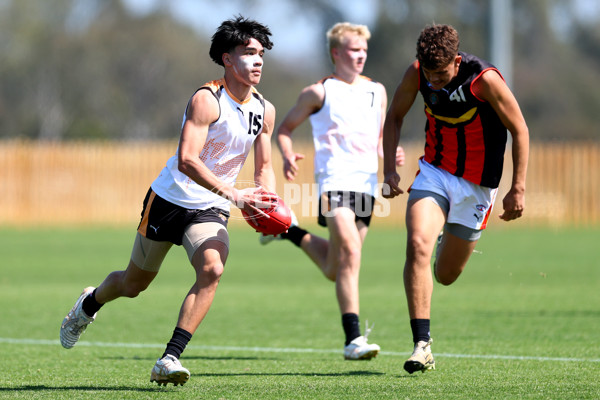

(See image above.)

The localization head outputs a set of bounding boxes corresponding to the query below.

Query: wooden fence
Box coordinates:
[1,140,598,227]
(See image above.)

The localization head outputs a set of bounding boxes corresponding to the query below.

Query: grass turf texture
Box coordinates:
[0,225,598,399]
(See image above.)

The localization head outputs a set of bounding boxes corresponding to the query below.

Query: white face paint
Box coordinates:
[242,54,262,70]
[232,54,262,80]
[228,38,265,86]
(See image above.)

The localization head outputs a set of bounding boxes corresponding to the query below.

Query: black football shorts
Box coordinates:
[317,190,375,227]
[137,188,229,245]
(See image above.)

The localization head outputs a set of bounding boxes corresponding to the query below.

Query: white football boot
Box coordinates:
[150,354,190,386]
[404,338,435,374]
[343,322,380,360]
[60,286,96,349]
[259,209,298,245]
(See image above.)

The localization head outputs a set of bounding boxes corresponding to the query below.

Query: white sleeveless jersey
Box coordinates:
[151,79,266,211]
[309,75,383,197]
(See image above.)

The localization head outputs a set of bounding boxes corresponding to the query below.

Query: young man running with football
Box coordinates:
[261,22,404,360]
[60,16,277,386]
[382,24,529,373]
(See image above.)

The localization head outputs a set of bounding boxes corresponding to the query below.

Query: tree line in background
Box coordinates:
[1,0,598,142]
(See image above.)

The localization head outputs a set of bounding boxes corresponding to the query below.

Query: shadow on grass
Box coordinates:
[195,370,385,377]
[0,385,168,393]
[101,355,277,361]
[186,355,278,361]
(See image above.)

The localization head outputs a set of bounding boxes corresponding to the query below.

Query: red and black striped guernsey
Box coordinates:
[418,52,508,189]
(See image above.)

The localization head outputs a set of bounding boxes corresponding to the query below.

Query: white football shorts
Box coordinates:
[409,158,498,231]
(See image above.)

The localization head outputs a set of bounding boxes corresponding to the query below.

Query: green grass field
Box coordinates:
[0,224,598,399]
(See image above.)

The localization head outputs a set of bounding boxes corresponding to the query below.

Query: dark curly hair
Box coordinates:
[209,15,274,66]
[416,24,460,70]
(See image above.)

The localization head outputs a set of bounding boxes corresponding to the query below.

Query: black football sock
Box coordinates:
[342,313,361,346]
[280,226,308,247]
[410,318,431,343]
[81,289,104,317]
[162,327,193,359]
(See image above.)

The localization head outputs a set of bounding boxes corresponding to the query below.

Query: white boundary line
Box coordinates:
[2,337,599,363]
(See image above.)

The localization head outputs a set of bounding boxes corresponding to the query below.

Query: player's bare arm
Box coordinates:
[253,99,277,192]
[473,71,529,221]
[382,62,419,198]
[178,89,241,203]
[277,83,324,181]
[376,82,405,167]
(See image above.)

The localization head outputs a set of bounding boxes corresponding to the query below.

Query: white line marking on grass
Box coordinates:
[3,337,599,363]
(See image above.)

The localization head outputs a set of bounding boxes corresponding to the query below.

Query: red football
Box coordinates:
[241,192,292,235]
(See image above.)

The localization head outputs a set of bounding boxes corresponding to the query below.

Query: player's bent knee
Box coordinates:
[199,262,224,283]
[434,262,462,286]
[121,281,151,298]
[435,272,457,286]
[320,263,337,282]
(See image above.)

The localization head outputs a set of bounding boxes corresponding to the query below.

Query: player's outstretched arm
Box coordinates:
[276,83,324,181]
[377,82,405,166]
[474,71,529,221]
[254,100,277,193]
[382,61,419,198]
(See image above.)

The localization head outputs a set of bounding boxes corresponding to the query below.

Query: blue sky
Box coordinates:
[119,0,599,67]
[120,0,378,66]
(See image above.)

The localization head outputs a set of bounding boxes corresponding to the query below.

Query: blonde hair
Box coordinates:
[326,22,371,63]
